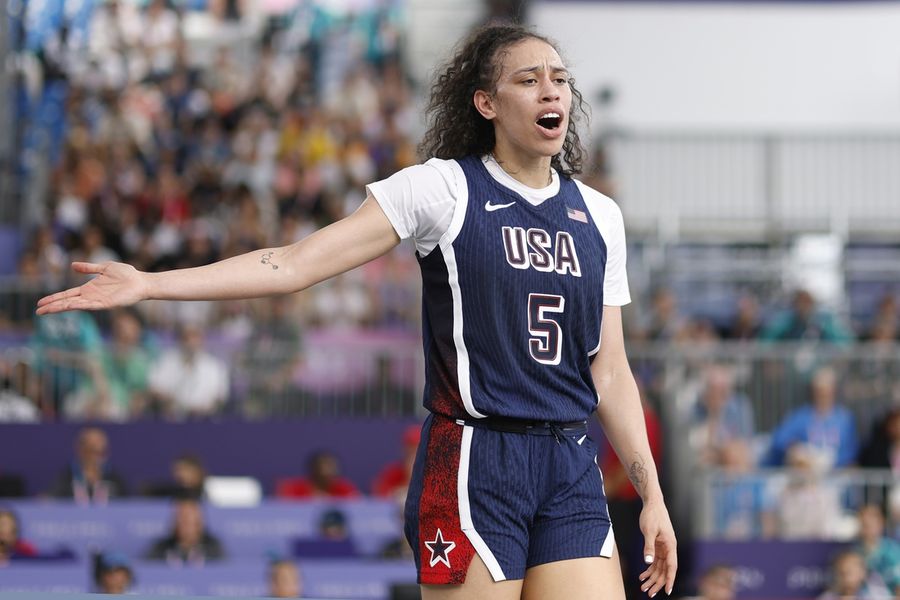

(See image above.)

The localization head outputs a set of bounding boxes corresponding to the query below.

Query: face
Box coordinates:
[270,562,301,598]
[0,512,17,545]
[475,38,572,162]
[78,429,109,466]
[698,567,736,600]
[834,554,866,593]
[99,569,131,594]
[112,312,141,346]
[311,454,338,480]
[703,367,733,411]
[858,506,884,541]
[811,369,836,410]
[174,501,203,543]
[173,460,204,489]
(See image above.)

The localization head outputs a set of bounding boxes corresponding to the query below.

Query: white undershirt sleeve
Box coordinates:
[575,180,632,306]
[365,159,458,257]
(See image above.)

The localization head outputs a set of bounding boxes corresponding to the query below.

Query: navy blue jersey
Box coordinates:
[418,156,608,422]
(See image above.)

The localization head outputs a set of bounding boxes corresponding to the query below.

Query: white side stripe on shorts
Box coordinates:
[595,455,615,558]
[457,424,506,581]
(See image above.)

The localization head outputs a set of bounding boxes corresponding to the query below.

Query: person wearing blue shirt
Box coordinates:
[764,366,858,468]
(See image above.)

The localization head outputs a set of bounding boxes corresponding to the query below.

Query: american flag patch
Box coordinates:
[567,207,588,223]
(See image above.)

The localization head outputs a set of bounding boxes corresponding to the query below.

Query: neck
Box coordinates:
[491,143,553,188]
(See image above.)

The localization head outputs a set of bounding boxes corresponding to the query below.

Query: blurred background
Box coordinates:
[1,0,900,598]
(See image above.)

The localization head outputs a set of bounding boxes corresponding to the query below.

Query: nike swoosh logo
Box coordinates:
[484,200,516,212]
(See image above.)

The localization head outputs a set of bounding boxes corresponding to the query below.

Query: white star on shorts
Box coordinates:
[425,528,456,568]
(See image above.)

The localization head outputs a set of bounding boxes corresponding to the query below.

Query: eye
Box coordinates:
[554,78,567,85]
[522,78,537,85]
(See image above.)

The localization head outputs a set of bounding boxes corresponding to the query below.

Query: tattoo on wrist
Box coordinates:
[628,454,648,492]
[261,251,279,270]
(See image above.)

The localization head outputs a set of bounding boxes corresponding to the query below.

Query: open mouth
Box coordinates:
[536,113,562,131]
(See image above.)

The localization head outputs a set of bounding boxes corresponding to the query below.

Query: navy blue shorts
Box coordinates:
[404,413,614,585]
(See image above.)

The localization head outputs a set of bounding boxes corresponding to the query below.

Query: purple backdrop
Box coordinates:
[0,419,422,496]
[694,541,848,598]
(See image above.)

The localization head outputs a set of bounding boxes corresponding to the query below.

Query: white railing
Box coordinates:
[696,468,898,540]
[607,132,900,239]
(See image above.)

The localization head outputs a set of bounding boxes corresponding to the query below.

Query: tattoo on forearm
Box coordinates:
[261,251,279,270]
[628,454,648,492]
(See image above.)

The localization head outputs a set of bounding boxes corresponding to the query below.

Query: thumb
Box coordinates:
[643,532,657,565]
[71,262,105,275]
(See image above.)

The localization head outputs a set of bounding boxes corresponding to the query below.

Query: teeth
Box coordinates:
[537,112,560,121]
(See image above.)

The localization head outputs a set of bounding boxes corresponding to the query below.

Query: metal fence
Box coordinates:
[5,333,898,428]
[696,468,898,540]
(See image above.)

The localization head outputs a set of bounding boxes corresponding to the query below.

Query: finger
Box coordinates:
[37,295,103,315]
[643,527,659,565]
[643,564,666,597]
[664,546,678,595]
[71,261,105,274]
[639,570,657,595]
[36,288,82,309]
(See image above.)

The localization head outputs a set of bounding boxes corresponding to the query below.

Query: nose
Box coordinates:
[540,74,560,102]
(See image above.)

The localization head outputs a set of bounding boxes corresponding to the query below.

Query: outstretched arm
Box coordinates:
[592,305,677,597]
[37,197,400,314]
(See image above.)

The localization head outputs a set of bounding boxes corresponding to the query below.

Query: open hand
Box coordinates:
[637,498,678,597]
[36,262,150,315]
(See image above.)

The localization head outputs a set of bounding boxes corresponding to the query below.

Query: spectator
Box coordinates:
[49,427,128,504]
[268,558,303,598]
[293,509,357,558]
[710,440,776,540]
[890,488,900,540]
[685,564,737,600]
[764,366,858,468]
[30,225,67,280]
[30,311,104,418]
[854,505,900,596]
[318,508,350,541]
[0,508,38,565]
[144,495,225,565]
[0,358,40,423]
[863,294,899,342]
[372,424,420,501]
[93,551,134,594]
[144,454,207,499]
[719,293,761,341]
[240,296,303,418]
[310,273,375,329]
[68,308,152,420]
[859,409,900,510]
[276,451,360,499]
[70,225,120,266]
[636,286,688,342]
[774,444,845,540]
[845,323,900,408]
[688,364,755,467]
[761,289,854,343]
[818,550,892,599]
[148,322,229,419]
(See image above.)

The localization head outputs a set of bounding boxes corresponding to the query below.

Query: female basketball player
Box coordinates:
[38,24,677,599]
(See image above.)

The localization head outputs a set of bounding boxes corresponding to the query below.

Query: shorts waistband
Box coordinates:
[454,416,588,436]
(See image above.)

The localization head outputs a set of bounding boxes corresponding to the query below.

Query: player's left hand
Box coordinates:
[637,497,677,597]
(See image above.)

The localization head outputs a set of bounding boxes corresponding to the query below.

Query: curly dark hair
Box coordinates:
[418,24,590,178]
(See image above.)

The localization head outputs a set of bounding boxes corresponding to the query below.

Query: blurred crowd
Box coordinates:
[0,423,417,595]
[7,0,420,334]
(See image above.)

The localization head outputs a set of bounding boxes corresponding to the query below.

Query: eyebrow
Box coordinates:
[511,65,569,77]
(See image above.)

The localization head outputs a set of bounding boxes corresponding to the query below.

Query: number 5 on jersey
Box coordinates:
[528,293,565,365]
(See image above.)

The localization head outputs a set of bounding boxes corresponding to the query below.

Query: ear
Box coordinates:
[473,89,496,121]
